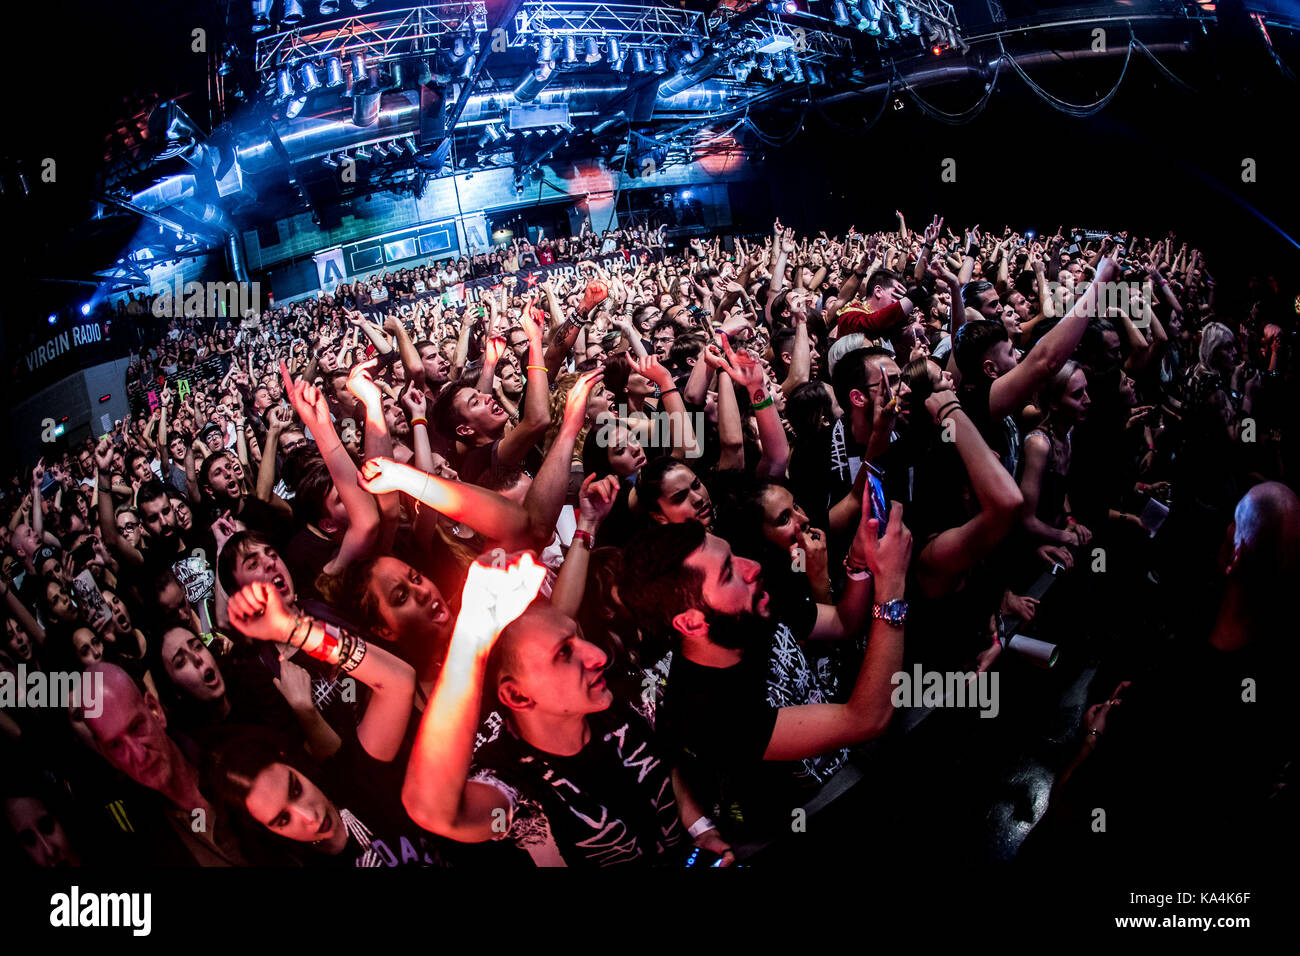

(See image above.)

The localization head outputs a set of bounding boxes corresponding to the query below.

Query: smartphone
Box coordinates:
[685,847,725,867]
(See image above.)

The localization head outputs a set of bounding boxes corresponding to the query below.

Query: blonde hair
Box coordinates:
[543,372,592,460]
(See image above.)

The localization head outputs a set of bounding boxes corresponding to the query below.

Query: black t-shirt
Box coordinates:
[312,735,450,867]
[660,600,845,838]
[470,702,688,867]
[284,526,338,604]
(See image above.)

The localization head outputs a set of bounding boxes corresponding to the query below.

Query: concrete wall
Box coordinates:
[13,358,134,465]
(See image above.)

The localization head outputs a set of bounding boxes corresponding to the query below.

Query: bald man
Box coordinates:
[81,662,245,866]
[403,591,730,867]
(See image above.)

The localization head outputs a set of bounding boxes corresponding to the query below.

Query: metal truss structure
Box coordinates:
[509,2,710,46]
[255,2,490,73]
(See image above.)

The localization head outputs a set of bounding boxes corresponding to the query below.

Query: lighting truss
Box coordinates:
[254,2,490,77]
[508,2,710,47]
[726,14,854,66]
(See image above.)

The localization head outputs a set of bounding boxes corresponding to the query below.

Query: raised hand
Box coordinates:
[346,357,383,410]
[484,336,507,365]
[356,456,417,496]
[577,473,620,529]
[401,383,427,420]
[273,657,316,711]
[94,438,115,474]
[228,581,295,644]
[717,332,767,401]
[630,354,673,390]
[455,551,548,647]
[563,369,604,425]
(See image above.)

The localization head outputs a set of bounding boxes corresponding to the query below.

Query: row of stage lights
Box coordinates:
[529,34,706,74]
[832,0,957,48]
[250,0,373,34]
[270,33,479,117]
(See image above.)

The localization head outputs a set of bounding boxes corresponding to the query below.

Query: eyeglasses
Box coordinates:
[118,521,141,532]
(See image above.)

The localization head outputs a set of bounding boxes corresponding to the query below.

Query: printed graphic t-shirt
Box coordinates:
[469,703,687,867]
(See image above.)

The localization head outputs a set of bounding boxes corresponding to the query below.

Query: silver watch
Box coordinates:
[872,600,908,627]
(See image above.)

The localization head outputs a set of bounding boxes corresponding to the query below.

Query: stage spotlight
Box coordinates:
[652,49,667,74]
[757,54,774,80]
[276,67,295,100]
[583,37,602,63]
[81,303,92,316]
[282,0,304,25]
[894,3,915,35]
[880,13,898,41]
[788,57,804,83]
[251,0,272,33]
[286,94,308,117]
[537,35,556,65]
[355,144,371,160]
[299,61,322,93]
[350,53,367,86]
[325,55,345,87]
[320,0,340,14]
[372,141,389,158]
[47,313,57,325]
[833,0,851,27]
[563,36,579,65]
[322,154,339,168]
[687,39,703,62]
[628,48,648,73]
[606,37,623,67]
[458,54,476,78]
[858,0,882,35]
[353,0,371,7]
[731,59,750,81]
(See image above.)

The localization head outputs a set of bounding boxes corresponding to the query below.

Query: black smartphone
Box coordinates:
[685,847,725,867]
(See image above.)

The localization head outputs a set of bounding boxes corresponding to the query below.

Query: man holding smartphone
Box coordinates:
[620,490,913,838]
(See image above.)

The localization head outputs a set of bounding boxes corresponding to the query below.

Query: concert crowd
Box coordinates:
[2,215,1295,868]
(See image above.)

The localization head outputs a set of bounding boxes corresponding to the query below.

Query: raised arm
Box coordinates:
[989,257,1117,418]
[915,391,1026,597]
[521,370,602,548]
[281,361,380,574]
[229,582,416,762]
[763,500,911,760]
[401,555,546,841]
[550,474,620,619]
[357,458,532,549]
[93,440,143,566]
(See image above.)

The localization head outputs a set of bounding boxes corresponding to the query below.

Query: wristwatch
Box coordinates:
[872,600,909,627]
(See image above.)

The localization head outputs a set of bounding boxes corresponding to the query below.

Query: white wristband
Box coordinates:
[688,817,716,840]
